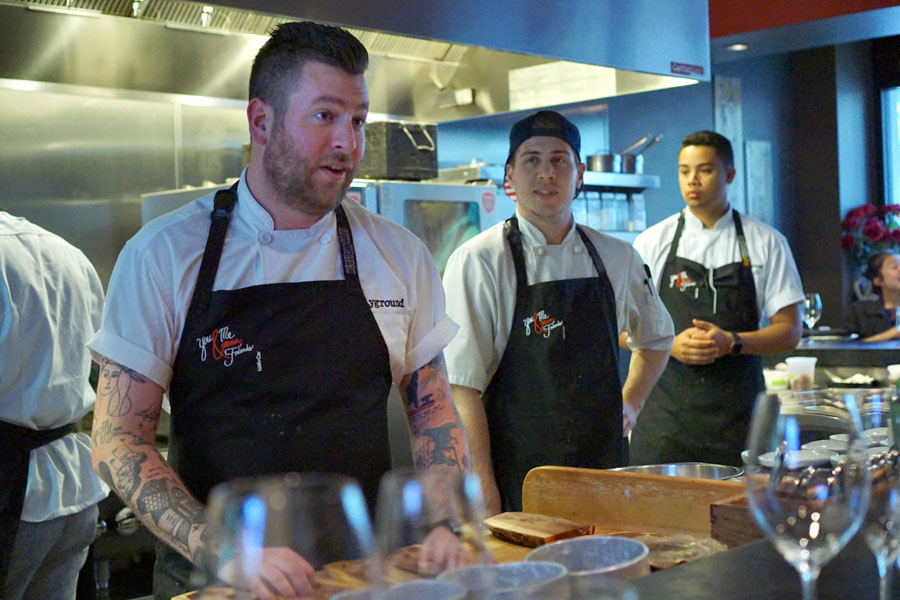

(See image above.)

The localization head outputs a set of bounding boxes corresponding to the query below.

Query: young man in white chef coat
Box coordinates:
[629,130,803,467]
[89,22,470,600]
[442,110,674,514]
[0,211,108,600]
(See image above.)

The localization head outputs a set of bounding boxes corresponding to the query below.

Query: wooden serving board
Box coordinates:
[521,466,744,538]
[483,511,593,547]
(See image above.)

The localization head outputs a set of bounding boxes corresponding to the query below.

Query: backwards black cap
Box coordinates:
[506,110,581,166]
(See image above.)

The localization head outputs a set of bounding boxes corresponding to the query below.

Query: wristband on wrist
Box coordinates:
[432,518,463,537]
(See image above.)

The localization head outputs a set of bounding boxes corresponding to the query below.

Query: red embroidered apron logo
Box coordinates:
[196,326,255,367]
[669,270,696,291]
[523,310,564,338]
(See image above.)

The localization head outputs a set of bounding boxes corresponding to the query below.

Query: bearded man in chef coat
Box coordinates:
[629,130,803,467]
[442,111,674,515]
[89,22,470,600]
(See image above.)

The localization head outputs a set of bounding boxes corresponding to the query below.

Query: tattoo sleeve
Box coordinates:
[91,357,207,565]
[402,353,472,473]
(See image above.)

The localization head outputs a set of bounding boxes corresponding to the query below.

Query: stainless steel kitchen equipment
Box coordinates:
[608,463,743,480]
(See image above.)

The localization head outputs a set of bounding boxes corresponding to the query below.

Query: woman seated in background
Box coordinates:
[846,251,900,341]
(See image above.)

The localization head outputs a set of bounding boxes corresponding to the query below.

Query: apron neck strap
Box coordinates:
[333,204,363,291]
[504,215,530,300]
[666,208,752,267]
[189,182,239,316]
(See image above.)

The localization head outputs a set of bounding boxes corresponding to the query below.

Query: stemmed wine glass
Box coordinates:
[370,469,490,587]
[803,292,823,330]
[857,389,900,600]
[744,390,871,600]
[195,472,377,600]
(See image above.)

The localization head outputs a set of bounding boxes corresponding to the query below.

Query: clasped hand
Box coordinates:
[671,319,731,365]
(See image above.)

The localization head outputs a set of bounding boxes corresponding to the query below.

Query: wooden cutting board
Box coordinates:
[483,511,594,547]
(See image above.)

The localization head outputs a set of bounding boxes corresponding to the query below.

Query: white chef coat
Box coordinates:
[443,215,675,393]
[88,170,457,389]
[633,207,804,324]
[0,212,109,522]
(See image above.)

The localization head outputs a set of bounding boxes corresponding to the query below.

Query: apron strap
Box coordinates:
[503,216,530,303]
[575,225,621,363]
[665,209,688,264]
[333,204,365,297]
[732,209,752,267]
[0,421,78,587]
[186,183,239,318]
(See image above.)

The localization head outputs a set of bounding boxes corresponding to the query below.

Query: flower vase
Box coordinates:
[852,269,877,301]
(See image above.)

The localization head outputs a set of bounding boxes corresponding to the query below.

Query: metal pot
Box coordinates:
[621,134,662,174]
[608,462,743,480]
[587,152,621,172]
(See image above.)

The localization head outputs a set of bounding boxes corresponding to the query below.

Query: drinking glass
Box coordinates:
[195,472,377,599]
[370,469,490,589]
[744,390,871,600]
[858,389,900,600]
[803,292,823,329]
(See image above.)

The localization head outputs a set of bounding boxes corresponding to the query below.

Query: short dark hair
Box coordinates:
[249,21,368,120]
[865,251,897,298]
[681,130,734,169]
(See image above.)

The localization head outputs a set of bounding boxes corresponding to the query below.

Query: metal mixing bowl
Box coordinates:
[437,561,568,599]
[525,536,649,595]
[608,462,743,480]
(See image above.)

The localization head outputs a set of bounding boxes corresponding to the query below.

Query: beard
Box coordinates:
[262,123,356,217]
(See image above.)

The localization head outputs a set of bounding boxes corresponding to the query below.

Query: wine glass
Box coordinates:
[195,472,377,599]
[370,469,490,589]
[857,389,900,600]
[744,390,871,600]
[803,292,823,330]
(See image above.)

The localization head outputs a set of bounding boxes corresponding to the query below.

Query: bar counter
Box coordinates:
[631,532,898,599]
[766,338,900,368]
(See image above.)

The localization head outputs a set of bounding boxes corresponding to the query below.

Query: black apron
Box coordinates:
[630,209,763,467]
[154,184,393,599]
[0,420,77,588]
[483,216,624,512]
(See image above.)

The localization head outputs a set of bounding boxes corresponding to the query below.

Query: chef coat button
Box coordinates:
[574,246,583,254]
[259,232,274,244]
[320,233,332,244]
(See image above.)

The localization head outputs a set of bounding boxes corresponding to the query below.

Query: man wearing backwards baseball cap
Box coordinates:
[442,110,674,513]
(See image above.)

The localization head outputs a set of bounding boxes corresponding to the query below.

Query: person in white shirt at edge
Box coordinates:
[0,211,108,600]
[88,22,471,600]
[629,131,803,468]
[442,110,674,515]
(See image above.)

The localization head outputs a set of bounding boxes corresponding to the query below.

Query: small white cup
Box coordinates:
[785,356,817,391]
[887,364,900,386]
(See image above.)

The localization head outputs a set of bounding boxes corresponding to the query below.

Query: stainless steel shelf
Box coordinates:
[581,171,660,191]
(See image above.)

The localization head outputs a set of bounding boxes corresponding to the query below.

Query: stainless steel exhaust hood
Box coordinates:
[0,0,709,121]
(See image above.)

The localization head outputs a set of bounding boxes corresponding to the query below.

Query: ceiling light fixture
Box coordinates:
[726,43,749,52]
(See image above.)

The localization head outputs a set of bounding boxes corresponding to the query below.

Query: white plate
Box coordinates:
[751,449,833,469]
[830,433,882,447]
[864,427,890,441]
[830,446,890,466]
[802,439,848,453]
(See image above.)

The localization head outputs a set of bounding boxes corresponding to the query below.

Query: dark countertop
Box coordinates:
[631,532,898,599]
[764,338,900,367]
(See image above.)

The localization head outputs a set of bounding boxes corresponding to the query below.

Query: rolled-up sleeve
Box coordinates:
[621,246,675,352]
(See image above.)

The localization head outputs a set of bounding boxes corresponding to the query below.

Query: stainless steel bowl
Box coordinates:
[437,561,568,599]
[608,462,742,480]
[525,535,649,596]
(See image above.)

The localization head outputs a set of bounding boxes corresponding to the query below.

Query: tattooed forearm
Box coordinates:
[97,357,147,417]
[403,353,472,473]
[92,420,124,446]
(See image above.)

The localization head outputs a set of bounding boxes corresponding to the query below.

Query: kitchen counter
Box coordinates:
[765,338,900,368]
[631,532,896,599]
